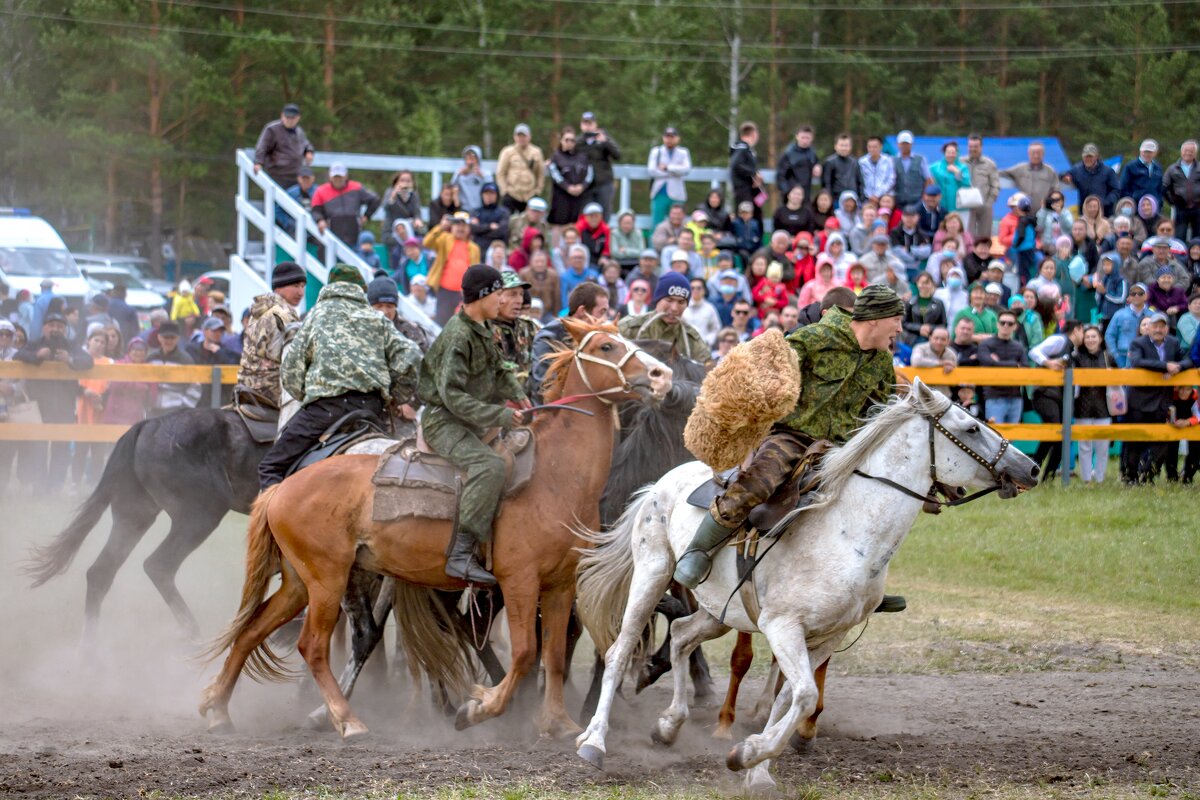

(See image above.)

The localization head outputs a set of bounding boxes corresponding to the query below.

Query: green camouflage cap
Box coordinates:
[851,284,904,321]
[328,263,367,290]
[500,268,531,290]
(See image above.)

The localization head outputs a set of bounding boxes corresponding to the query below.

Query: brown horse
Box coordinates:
[200,318,671,739]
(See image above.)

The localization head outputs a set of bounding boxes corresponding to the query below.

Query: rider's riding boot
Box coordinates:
[874,595,906,613]
[673,513,738,589]
[444,529,498,586]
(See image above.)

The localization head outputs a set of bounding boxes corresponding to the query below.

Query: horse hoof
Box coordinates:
[726,742,749,772]
[206,718,235,736]
[304,708,327,731]
[454,701,478,732]
[340,721,369,740]
[712,724,733,741]
[650,723,676,747]
[743,768,777,797]
[789,731,815,753]
[577,744,605,771]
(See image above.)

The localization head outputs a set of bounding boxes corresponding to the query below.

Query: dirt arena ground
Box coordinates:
[2,500,1197,798]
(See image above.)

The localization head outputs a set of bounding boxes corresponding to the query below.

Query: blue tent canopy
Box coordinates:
[884,135,1073,223]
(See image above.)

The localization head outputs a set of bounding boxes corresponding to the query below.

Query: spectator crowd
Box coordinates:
[3,103,1200,494]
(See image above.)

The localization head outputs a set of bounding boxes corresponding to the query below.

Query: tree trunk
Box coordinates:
[147,0,164,275]
[995,13,1009,135]
[176,93,190,269]
[232,0,247,140]
[766,0,778,165]
[957,5,967,127]
[104,77,119,251]
[323,1,335,148]
[550,2,562,130]
[1037,68,1047,131]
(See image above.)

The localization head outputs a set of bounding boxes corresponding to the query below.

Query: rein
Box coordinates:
[571,330,645,404]
[853,407,1011,509]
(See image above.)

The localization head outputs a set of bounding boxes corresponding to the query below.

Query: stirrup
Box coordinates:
[874,595,906,613]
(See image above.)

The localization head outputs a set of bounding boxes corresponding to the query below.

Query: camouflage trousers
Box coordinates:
[711,429,813,529]
[421,407,505,544]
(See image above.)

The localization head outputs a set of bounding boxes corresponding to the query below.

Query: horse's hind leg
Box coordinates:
[82,499,159,644]
[575,545,673,768]
[143,508,226,638]
[305,571,393,730]
[652,610,728,747]
[714,631,755,740]
[199,560,308,733]
[295,570,365,739]
[751,657,782,727]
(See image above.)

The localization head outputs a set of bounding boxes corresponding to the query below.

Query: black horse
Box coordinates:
[26,408,268,640]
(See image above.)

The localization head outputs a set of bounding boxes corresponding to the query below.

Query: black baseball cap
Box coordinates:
[282,103,301,116]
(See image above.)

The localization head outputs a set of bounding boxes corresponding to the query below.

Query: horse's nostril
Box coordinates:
[1030,465,1041,478]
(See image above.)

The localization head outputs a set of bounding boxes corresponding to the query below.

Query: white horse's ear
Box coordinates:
[910,376,931,402]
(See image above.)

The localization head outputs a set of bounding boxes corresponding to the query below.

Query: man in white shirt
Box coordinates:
[647,126,693,229]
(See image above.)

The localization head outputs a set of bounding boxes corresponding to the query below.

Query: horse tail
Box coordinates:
[390,581,475,700]
[575,485,654,656]
[205,484,292,682]
[25,422,141,587]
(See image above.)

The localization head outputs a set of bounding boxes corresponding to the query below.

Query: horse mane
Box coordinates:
[810,386,951,503]
[540,317,621,402]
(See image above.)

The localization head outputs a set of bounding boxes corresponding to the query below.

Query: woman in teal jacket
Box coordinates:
[930,141,972,213]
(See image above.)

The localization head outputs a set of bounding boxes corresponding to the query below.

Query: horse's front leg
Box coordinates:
[534,582,582,738]
[454,581,539,731]
[652,610,728,746]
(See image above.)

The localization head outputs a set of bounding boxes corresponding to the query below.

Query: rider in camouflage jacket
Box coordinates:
[236,263,306,407]
[674,285,904,592]
[257,277,421,489]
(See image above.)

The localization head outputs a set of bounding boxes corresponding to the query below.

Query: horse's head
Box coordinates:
[553,318,672,404]
[911,378,1040,495]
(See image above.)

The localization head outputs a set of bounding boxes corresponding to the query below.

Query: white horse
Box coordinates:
[573,379,1040,794]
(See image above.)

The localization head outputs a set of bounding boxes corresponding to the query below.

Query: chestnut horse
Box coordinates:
[200,318,671,739]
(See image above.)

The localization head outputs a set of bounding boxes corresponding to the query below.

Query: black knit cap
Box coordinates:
[461,264,504,304]
[271,261,307,288]
[851,285,905,321]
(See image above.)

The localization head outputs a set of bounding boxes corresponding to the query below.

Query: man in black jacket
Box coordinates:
[728,121,763,222]
[821,134,864,199]
[1060,143,1119,216]
[13,312,94,492]
[470,182,511,252]
[579,111,621,216]
[252,103,314,189]
[1163,140,1200,242]
[776,125,821,202]
[976,309,1027,425]
[1122,312,1193,483]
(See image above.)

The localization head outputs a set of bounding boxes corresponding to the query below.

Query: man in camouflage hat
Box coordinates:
[328,262,369,290]
[492,269,538,387]
[257,272,422,489]
[617,271,710,366]
[236,262,306,408]
[419,264,530,585]
[674,284,905,592]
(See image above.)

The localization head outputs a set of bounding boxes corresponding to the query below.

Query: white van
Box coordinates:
[0,210,91,304]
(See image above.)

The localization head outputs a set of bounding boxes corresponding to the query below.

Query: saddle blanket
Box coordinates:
[370,429,535,522]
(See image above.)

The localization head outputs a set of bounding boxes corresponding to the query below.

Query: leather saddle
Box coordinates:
[228,386,282,444]
[371,427,536,522]
[286,408,390,477]
[686,439,831,535]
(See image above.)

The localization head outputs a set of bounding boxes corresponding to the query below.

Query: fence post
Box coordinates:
[211,366,223,409]
[1060,366,1074,487]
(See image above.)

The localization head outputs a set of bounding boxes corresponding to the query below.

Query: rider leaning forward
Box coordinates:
[236,261,307,408]
[618,271,711,366]
[674,285,906,607]
[419,264,531,586]
[257,265,422,489]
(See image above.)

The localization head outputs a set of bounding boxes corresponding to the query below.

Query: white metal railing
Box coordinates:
[233,150,439,336]
[302,150,751,231]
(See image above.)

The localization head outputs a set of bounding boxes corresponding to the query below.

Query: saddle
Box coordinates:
[685,439,831,534]
[228,386,281,444]
[285,408,390,478]
[370,427,536,522]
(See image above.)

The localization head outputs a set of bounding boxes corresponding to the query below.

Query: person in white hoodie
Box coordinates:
[823,232,856,283]
[933,265,970,321]
[834,190,862,233]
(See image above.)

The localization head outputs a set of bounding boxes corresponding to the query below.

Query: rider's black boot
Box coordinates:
[874,595,907,613]
[673,513,737,590]
[444,529,498,586]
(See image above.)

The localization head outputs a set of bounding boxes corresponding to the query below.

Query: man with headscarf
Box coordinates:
[673,286,905,601]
